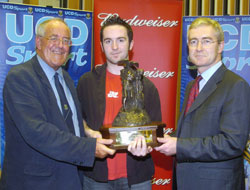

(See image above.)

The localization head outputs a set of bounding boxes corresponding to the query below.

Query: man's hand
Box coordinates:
[86,128,102,138]
[83,120,102,138]
[95,138,116,159]
[154,135,177,156]
[128,136,152,157]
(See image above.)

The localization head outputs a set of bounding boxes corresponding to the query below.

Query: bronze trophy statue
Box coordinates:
[113,60,151,126]
[100,60,165,149]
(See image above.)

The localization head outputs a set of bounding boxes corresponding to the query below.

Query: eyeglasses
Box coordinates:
[42,36,72,46]
[188,39,218,48]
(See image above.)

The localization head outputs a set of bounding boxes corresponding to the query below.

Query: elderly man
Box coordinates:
[0,18,115,190]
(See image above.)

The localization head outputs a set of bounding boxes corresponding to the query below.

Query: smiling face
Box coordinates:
[188,25,224,73]
[101,25,134,66]
[36,20,71,71]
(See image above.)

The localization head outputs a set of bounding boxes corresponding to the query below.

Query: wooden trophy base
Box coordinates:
[100,122,165,150]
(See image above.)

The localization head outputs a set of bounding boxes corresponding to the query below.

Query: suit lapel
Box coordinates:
[32,56,53,91]
[32,56,78,133]
[33,56,66,119]
[188,81,217,114]
[177,91,191,136]
[177,80,193,133]
[185,65,227,116]
[177,65,227,136]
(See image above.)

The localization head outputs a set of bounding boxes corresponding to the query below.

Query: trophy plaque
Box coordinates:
[100,60,165,149]
[100,122,165,149]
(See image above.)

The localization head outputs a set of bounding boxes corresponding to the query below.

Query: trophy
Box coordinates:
[100,60,165,149]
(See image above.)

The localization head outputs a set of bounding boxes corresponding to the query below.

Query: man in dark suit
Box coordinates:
[0,18,115,190]
[155,17,250,189]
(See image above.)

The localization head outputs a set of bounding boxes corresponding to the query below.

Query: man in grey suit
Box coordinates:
[0,18,115,190]
[155,17,250,189]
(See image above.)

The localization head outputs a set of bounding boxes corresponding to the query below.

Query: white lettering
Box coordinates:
[144,68,174,79]
[152,178,171,185]
[107,91,119,98]
[98,13,179,28]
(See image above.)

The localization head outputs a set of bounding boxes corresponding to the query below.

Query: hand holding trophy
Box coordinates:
[100,59,165,150]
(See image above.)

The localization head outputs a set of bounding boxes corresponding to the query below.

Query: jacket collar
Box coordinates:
[179,64,227,120]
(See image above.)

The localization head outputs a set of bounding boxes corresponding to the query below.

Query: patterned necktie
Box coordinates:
[184,75,202,116]
[54,73,75,134]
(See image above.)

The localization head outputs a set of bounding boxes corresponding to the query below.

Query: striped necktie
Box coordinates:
[54,73,75,134]
[184,75,202,116]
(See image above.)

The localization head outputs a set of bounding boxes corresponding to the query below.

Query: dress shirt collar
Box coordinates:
[37,55,63,82]
[198,61,222,83]
[197,61,222,92]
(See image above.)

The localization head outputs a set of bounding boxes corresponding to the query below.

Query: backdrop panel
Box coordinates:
[94,0,183,189]
[0,2,93,168]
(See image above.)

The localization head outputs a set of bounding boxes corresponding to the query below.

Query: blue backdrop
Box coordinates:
[181,16,250,109]
[0,2,93,167]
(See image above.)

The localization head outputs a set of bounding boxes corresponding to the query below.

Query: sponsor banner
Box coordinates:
[181,16,250,108]
[0,2,93,167]
[94,0,183,189]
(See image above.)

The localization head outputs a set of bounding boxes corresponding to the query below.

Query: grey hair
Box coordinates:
[36,17,71,38]
[188,17,224,42]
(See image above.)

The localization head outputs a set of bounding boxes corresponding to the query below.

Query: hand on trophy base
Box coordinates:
[128,135,153,157]
[95,138,116,159]
[154,135,177,156]
[100,122,165,150]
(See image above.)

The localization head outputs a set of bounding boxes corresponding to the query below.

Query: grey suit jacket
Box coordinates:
[175,64,250,190]
[0,56,96,190]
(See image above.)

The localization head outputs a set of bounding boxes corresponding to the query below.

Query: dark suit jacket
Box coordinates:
[0,56,96,190]
[175,64,250,190]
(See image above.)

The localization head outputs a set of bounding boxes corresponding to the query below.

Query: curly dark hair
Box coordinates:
[100,15,133,44]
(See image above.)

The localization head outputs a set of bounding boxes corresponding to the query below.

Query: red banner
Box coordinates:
[94,0,183,189]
